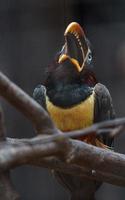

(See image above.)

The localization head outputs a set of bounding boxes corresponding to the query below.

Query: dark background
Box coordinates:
[0,0,125,199]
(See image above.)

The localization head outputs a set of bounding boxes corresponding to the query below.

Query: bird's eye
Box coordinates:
[87,53,92,64]
[60,45,65,54]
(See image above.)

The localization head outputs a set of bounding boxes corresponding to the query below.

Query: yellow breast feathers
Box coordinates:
[46,92,95,132]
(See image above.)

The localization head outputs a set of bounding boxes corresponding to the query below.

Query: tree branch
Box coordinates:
[0,72,57,134]
[0,136,123,187]
[0,104,20,200]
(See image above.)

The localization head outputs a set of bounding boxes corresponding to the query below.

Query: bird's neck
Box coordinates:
[46,84,93,108]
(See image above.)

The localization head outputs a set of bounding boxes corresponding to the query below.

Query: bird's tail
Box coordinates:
[54,171,99,200]
[71,191,96,200]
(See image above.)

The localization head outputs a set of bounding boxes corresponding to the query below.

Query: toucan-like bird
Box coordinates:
[33,22,115,200]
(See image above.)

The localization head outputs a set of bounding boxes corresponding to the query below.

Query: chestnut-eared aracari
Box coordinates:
[33,22,115,200]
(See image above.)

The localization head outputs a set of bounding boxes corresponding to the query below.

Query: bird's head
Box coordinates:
[45,22,97,108]
[58,22,93,72]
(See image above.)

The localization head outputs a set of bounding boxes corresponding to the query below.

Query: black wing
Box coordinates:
[33,84,47,110]
[94,83,116,147]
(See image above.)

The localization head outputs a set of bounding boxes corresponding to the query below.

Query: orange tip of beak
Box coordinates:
[58,54,69,63]
[64,22,85,37]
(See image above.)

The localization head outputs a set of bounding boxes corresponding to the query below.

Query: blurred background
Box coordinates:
[0,0,125,199]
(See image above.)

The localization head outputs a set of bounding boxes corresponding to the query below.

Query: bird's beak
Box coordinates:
[58,22,89,72]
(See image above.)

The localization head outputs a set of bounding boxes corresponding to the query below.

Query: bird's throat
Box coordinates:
[46,84,93,108]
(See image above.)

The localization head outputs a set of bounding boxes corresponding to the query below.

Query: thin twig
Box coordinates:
[6,118,124,146]
[109,125,125,138]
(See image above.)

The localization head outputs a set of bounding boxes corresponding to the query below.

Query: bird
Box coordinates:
[33,22,115,200]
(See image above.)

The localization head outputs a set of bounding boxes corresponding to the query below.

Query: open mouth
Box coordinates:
[58,22,89,72]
